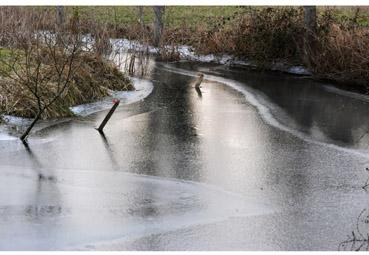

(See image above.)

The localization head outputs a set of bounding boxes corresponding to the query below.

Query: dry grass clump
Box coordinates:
[159,7,368,86]
[307,26,369,86]
[71,6,369,87]
[0,51,133,119]
[231,7,304,63]
[159,8,304,64]
[0,77,73,119]
[305,12,369,87]
[69,53,133,102]
[4,7,366,88]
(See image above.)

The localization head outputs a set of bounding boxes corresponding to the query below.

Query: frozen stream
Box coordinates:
[1,60,369,250]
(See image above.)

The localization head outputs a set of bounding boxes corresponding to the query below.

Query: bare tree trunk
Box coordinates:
[137,6,145,41]
[129,54,135,75]
[351,7,360,27]
[304,6,316,34]
[70,7,80,35]
[56,6,65,45]
[56,6,65,28]
[153,6,165,47]
[137,6,144,28]
[303,7,317,47]
[303,6,317,64]
[113,8,118,37]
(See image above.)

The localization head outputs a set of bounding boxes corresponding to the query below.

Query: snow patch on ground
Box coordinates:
[177,46,233,64]
[271,62,312,75]
[176,46,311,76]
[178,47,311,75]
[111,38,158,55]
[287,65,312,75]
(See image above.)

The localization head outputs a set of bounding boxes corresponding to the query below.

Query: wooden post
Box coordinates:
[195,87,202,98]
[96,99,120,132]
[129,54,136,75]
[194,73,204,88]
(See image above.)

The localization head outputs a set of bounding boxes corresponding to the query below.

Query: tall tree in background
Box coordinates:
[303,6,317,34]
[56,6,65,45]
[303,6,317,58]
[137,6,144,28]
[153,6,165,47]
[56,6,65,27]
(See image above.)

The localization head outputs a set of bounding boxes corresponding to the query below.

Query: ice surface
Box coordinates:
[0,132,16,141]
[0,167,275,250]
[159,63,369,160]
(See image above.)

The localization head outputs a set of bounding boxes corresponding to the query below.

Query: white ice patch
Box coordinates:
[2,115,32,126]
[110,38,158,55]
[177,45,233,64]
[159,64,369,159]
[287,66,312,75]
[271,63,311,75]
[70,78,153,117]
[176,45,311,76]
[0,132,17,141]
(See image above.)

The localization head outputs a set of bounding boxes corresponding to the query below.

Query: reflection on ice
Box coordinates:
[159,63,369,160]
[0,167,274,250]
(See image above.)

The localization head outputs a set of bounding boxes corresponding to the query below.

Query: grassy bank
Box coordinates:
[74,6,369,29]
[68,6,369,87]
[0,7,135,120]
[0,52,133,119]
[1,6,368,99]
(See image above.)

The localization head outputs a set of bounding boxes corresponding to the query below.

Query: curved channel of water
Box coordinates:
[1,60,369,250]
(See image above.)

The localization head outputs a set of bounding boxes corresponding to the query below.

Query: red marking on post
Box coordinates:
[112,98,120,104]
